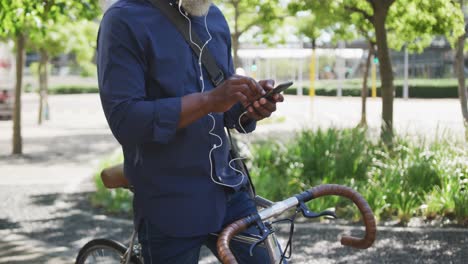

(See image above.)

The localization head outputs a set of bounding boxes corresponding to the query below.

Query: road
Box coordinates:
[0,93,466,263]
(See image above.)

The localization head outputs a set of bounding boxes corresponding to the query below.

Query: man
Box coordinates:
[97,0,284,263]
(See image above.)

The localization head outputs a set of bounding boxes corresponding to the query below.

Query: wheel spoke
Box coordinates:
[77,242,134,264]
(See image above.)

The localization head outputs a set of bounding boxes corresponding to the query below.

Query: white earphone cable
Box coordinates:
[178,1,245,188]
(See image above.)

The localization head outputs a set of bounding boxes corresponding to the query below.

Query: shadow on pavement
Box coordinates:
[2,187,468,263]
[1,191,132,264]
[0,133,117,166]
[0,218,20,230]
[3,189,468,264]
[274,224,468,263]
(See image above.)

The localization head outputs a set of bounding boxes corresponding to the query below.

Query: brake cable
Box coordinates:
[272,208,300,264]
[273,200,338,264]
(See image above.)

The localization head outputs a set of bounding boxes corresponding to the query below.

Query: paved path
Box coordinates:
[0,94,122,263]
[256,96,466,140]
[0,94,466,263]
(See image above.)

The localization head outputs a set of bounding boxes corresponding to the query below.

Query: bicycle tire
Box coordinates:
[75,238,142,264]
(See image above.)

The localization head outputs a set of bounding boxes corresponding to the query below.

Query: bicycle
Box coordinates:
[75,164,376,264]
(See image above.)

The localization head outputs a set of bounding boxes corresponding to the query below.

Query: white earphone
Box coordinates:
[177,0,246,188]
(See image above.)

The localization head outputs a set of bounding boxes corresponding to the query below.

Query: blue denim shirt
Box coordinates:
[97,0,256,236]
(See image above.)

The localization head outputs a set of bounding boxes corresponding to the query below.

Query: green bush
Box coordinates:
[36,79,463,97]
[90,154,133,216]
[48,85,99,94]
[249,143,298,201]
[249,128,468,226]
[424,144,468,224]
[285,78,462,98]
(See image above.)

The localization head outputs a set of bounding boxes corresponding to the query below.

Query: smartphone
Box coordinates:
[245,81,293,109]
[262,81,294,100]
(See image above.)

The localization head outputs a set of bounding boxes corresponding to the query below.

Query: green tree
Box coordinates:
[454,0,468,137]
[295,11,351,96]
[350,0,463,127]
[388,0,466,140]
[28,20,98,125]
[295,13,332,51]
[214,0,283,68]
[290,2,372,124]
[0,0,100,154]
[290,0,464,143]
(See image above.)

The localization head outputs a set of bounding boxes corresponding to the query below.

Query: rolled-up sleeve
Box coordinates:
[97,8,181,146]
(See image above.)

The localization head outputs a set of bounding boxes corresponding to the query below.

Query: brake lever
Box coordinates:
[249,220,273,256]
[298,201,337,219]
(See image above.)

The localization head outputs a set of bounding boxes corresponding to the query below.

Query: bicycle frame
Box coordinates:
[253,195,284,263]
[120,194,285,264]
[121,229,138,264]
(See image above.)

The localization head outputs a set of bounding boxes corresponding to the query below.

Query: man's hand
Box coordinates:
[206,76,265,113]
[243,79,284,121]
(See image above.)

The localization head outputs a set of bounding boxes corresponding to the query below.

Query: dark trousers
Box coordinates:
[138,189,270,264]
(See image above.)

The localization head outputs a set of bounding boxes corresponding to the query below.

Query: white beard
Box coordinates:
[99,0,118,12]
[180,0,213,17]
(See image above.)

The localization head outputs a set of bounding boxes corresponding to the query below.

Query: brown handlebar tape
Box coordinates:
[217,217,254,264]
[309,184,377,249]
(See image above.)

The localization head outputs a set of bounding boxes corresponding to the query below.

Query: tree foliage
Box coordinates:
[290,0,464,52]
[289,0,464,143]
[388,0,464,52]
[214,0,284,67]
[0,0,100,154]
[0,0,99,38]
[215,0,282,39]
[28,20,98,74]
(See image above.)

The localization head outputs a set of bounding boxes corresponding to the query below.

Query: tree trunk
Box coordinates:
[373,6,395,145]
[455,0,468,136]
[360,42,374,126]
[232,34,240,70]
[12,34,25,155]
[38,49,49,125]
[232,0,240,69]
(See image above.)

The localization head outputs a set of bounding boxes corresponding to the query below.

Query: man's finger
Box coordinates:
[259,79,275,91]
[244,78,264,98]
[251,79,265,97]
[233,84,256,100]
[272,93,284,103]
[253,102,272,118]
[246,110,262,121]
[259,98,276,112]
[233,91,248,106]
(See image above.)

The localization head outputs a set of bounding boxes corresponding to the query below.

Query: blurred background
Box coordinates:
[0,0,467,263]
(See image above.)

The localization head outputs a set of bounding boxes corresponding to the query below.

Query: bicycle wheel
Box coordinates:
[75,238,142,264]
